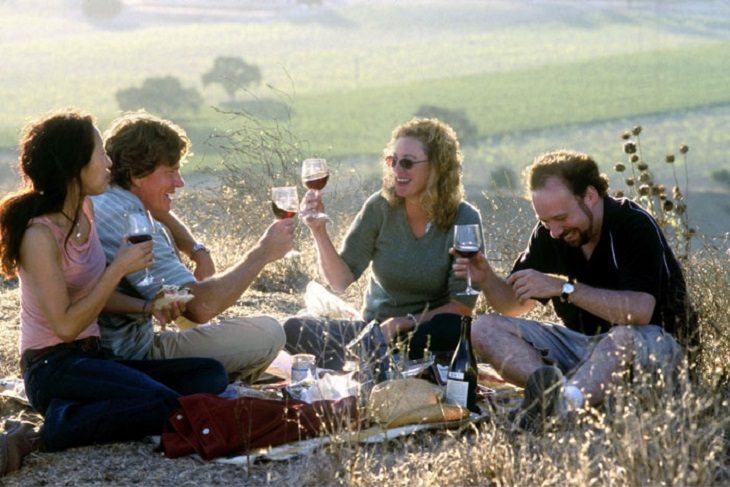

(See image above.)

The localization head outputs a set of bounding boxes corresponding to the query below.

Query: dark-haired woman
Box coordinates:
[284,118,483,370]
[0,109,227,476]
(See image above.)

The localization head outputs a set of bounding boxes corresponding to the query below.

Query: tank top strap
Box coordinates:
[28,197,95,248]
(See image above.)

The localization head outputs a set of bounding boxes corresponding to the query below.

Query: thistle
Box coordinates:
[613,125,692,260]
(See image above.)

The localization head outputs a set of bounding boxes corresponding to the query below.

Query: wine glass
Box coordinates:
[453,224,482,296]
[301,158,330,220]
[271,186,299,219]
[271,186,300,257]
[125,210,156,287]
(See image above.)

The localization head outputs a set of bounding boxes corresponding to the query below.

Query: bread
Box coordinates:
[367,378,468,428]
[152,285,196,330]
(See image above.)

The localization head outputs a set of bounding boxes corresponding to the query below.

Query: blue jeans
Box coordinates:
[284,313,463,370]
[23,343,227,451]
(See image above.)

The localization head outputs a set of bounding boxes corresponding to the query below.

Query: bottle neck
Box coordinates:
[461,316,472,341]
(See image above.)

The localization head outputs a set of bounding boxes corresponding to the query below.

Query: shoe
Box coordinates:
[516,366,566,433]
[0,421,41,476]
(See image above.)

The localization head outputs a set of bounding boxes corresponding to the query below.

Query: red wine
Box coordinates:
[454,245,479,258]
[445,316,479,412]
[271,202,297,219]
[128,234,152,244]
[304,174,329,190]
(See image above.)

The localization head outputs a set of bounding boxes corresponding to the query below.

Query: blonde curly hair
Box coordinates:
[381,118,465,231]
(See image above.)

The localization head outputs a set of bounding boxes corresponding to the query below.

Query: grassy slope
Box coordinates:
[283,42,730,157]
[0,1,728,185]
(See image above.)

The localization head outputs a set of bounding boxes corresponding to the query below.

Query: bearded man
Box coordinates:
[453,150,694,430]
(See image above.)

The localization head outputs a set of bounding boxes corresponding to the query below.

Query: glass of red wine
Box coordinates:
[453,224,482,296]
[301,158,330,220]
[125,210,156,287]
[271,186,300,257]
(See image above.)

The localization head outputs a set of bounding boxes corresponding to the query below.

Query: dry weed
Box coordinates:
[2,120,729,485]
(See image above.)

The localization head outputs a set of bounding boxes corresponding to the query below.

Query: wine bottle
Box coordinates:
[445,315,478,412]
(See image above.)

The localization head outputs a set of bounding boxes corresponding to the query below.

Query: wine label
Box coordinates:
[448,371,465,380]
[445,379,469,407]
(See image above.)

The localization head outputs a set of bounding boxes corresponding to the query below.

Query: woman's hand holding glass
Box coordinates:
[299,188,329,231]
[112,234,154,278]
[125,210,157,287]
[301,158,331,221]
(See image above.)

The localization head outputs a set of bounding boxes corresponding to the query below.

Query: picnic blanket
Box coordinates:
[214,408,492,465]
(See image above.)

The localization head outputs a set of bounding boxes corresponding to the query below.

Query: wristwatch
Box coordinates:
[560,279,575,303]
[191,242,210,255]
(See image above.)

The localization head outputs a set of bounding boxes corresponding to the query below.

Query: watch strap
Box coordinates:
[191,243,209,254]
[560,278,575,303]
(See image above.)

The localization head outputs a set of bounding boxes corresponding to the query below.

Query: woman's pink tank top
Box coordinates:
[18,198,106,354]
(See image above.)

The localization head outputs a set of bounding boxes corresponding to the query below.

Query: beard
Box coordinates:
[561,227,592,247]
[560,197,594,247]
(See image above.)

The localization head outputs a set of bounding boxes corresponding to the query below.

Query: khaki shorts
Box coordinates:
[149,315,285,383]
[510,318,683,382]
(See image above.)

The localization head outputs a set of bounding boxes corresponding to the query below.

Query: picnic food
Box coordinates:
[367,378,468,428]
[152,285,197,330]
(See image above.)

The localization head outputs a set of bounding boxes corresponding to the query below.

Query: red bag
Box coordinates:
[161,393,358,460]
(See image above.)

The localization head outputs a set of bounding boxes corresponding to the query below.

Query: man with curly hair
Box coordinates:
[92,111,293,382]
[454,150,694,431]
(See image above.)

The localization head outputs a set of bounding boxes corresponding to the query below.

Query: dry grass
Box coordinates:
[3,195,729,486]
[2,141,730,485]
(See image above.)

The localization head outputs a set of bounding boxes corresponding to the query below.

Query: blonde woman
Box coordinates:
[285,118,483,369]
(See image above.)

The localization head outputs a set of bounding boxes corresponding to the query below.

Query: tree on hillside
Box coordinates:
[202,56,262,102]
[116,76,203,116]
[414,105,478,146]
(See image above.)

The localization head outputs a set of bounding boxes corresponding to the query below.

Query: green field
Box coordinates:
[1,0,729,190]
[281,42,730,156]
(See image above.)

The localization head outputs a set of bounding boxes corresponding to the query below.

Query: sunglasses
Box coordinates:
[384,154,429,170]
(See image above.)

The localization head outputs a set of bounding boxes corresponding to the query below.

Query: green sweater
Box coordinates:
[340,192,483,322]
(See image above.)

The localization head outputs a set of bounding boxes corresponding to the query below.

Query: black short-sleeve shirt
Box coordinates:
[512,196,691,337]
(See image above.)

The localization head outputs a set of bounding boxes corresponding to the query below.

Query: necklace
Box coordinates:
[60,211,82,239]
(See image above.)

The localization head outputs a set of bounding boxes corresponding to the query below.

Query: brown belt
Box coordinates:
[20,336,102,374]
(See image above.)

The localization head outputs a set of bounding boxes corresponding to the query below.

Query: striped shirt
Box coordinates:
[92,186,195,359]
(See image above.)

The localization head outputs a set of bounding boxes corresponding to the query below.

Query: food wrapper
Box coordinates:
[299,373,359,403]
[152,284,196,330]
